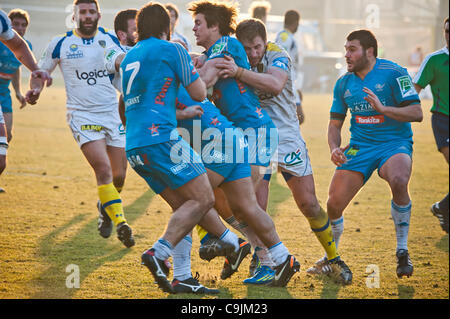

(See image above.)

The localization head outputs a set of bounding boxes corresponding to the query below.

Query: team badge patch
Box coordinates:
[396,75,416,98]
[98,40,106,48]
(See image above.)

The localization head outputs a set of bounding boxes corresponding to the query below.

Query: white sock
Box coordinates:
[331,216,344,250]
[268,242,289,266]
[152,238,173,261]
[172,235,192,281]
[255,246,275,268]
[219,229,240,252]
[391,200,411,251]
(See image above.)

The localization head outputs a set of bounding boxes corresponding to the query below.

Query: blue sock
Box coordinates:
[391,200,412,251]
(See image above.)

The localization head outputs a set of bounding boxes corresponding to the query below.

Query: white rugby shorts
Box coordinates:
[66,107,125,148]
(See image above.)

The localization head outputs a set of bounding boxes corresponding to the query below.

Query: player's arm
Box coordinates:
[11,68,26,108]
[328,119,348,167]
[363,87,423,123]
[176,105,204,120]
[218,55,288,95]
[118,94,126,127]
[105,46,125,73]
[185,77,207,102]
[197,58,224,88]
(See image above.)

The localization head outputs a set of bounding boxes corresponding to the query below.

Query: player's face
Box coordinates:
[126,18,137,46]
[241,36,266,67]
[11,18,28,37]
[74,3,100,36]
[344,40,369,73]
[445,22,449,48]
[169,10,177,31]
[193,13,213,48]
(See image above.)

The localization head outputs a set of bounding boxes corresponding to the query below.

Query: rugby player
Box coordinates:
[165,3,192,51]
[413,17,449,233]
[0,9,51,192]
[120,2,217,293]
[217,18,352,285]
[37,0,134,248]
[324,30,422,278]
[249,1,271,25]
[188,0,300,287]
[104,8,243,294]
[275,9,304,123]
[0,9,33,144]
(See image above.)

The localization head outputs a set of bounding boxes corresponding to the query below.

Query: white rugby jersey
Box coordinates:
[275,29,299,81]
[39,27,120,112]
[253,42,300,139]
[0,10,14,41]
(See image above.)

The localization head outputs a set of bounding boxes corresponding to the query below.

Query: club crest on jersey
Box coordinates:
[149,123,160,136]
[98,40,106,48]
[210,42,226,58]
[396,75,416,98]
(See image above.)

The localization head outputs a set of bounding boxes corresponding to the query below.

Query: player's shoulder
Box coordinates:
[97,27,121,46]
[423,47,449,65]
[377,58,409,77]
[46,30,76,58]
[276,30,291,43]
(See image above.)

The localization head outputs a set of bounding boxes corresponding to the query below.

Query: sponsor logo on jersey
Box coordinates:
[67,44,83,59]
[236,80,247,94]
[155,77,173,105]
[346,146,360,157]
[355,115,385,124]
[75,69,108,85]
[284,149,303,166]
[210,42,226,58]
[170,162,188,175]
[118,124,125,135]
[148,123,160,136]
[375,83,385,92]
[81,124,104,131]
[396,75,417,98]
[125,95,141,107]
[344,89,352,98]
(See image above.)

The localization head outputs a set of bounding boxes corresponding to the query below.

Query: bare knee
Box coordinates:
[327,196,345,219]
[388,174,409,194]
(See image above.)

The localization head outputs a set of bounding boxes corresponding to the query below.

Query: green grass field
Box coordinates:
[0,86,448,299]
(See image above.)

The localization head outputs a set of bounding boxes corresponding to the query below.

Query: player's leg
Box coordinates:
[430,112,449,233]
[379,152,414,278]
[0,116,8,191]
[106,145,127,191]
[255,173,271,211]
[81,139,134,247]
[327,170,365,249]
[221,177,299,286]
[3,112,12,143]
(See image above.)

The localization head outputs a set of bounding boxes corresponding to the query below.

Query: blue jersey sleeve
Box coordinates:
[170,42,199,88]
[389,67,421,107]
[330,76,348,120]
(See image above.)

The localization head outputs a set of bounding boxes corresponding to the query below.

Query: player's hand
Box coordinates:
[32,69,52,87]
[25,89,40,105]
[363,87,385,113]
[15,92,27,109]
[179,105,204,119]
[216,55,238,79]
[330,145,349,167]
[193,54,207,69]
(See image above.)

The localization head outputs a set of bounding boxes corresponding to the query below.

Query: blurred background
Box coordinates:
[1,0,448,93]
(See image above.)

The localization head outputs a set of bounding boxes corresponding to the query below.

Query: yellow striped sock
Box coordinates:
[98,183,126,226]
[307,207,339,261]
[196,225,209,244]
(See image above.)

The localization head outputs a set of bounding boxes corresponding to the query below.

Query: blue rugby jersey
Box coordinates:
[121,37,199,151]
[331,58,420,145]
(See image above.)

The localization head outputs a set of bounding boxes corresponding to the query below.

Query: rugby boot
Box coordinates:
[97,200,113,238]
[141,248,173,293]
[220,238,251,280]
[396,249,413,278]
[199,236,235,262]
[117,222,135,248]
[271,255,300,287]
[431,202,449,233]
[172,273,220,295]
